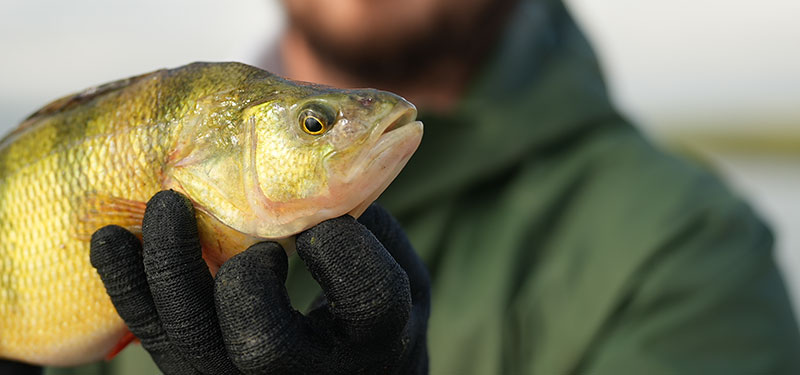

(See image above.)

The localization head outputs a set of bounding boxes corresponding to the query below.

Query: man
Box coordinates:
[27,0,800,373]
[275,0,800,373]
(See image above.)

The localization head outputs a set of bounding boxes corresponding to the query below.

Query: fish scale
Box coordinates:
[0,62,422,366]
[0,103,170,365]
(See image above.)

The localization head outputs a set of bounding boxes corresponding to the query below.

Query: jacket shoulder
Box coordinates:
[506,123,800,373]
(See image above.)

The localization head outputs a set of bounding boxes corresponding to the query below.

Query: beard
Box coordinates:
[286,0,517,84]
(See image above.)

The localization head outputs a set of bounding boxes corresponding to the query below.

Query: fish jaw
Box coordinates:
[333,99,423,218]
[344,119,424,218]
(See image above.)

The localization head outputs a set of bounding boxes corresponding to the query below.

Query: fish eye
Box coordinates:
[302,114,326,135]
[298,103,336,135]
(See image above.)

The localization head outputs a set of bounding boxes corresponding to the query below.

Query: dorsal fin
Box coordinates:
[0,71,160,150]
[23,71,157,123]
[0,70,162,155]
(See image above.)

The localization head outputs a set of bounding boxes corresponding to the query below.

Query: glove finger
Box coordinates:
[357,205,431,372]
[0,359,41,375]
[90,225,197,375]
[215,242,328,374]
[296,215,412,344]
[142,190,238,374]
[358,204,431,308]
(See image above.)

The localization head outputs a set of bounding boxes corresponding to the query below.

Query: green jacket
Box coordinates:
[51,0,800,374]
[289,0,800,374]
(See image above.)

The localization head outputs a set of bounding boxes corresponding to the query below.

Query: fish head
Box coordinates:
[240,81,423,238]
[165,66,422,264]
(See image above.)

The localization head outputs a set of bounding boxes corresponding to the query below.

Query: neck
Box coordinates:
[280,28,475,113]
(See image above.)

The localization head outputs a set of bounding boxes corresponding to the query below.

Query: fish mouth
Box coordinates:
[378,101,418,136]
[346,101,423,218]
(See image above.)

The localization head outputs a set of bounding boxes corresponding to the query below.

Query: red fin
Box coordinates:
[105,330,139,361]
[72,193,147,241]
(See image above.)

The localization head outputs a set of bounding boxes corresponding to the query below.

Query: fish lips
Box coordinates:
[337,102,424,218]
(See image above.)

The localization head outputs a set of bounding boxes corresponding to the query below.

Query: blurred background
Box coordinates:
[0,0,798,319]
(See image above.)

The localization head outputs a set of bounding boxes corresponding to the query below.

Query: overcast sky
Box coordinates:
[1,0,799,136]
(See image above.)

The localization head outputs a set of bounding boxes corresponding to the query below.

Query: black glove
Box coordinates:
[90,190,430,374]
[0,359,41,375]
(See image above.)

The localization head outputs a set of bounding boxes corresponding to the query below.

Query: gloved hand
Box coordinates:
[0,359,41,375]
[90,190,430,375]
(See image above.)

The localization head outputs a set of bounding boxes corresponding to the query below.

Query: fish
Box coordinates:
[0,62,423,366]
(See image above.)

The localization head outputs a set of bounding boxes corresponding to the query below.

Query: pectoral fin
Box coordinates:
[73,193,147,241]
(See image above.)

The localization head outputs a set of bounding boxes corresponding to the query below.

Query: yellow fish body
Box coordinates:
[0,62,422,366]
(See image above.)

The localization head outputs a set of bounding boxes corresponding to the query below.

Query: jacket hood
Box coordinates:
[380,0,622,213]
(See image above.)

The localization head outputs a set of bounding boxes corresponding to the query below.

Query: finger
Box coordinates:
[90,225,197,375]
[358,204,431,307]
[357,205,431,372]
[215,242,328,374]
[141,190,238,374]
[0,359,41,375]
[296,215,412,344]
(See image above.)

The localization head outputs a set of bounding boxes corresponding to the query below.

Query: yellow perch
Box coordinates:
[0,62,423,366]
